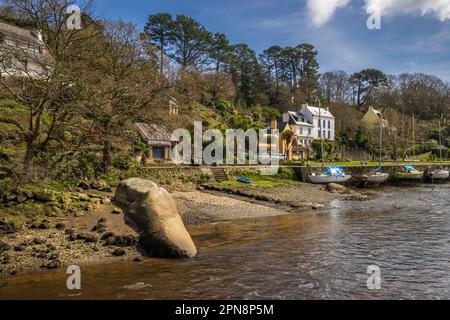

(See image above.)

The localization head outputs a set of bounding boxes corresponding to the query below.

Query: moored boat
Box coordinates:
[309,166,352,184]
[395,166,424,180]
[361,170,389,184]
[428,169,450,181]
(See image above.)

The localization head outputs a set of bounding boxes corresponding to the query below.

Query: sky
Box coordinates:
[93,0,450,81]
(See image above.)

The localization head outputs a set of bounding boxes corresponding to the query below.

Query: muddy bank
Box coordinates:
[202,182,369,210]
[0,196,142,277]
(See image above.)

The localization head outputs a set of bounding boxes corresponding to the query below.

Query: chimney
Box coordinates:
[271,120,278,130]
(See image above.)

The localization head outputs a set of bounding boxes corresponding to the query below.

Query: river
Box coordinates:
[1,184,450,300]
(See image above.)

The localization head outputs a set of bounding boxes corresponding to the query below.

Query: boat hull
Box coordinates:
[428,170,450,180]
[309,175,352,184]
[361,173,389,184]
[395,172,424,180]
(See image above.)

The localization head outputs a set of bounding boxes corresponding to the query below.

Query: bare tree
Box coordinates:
[0,0,98,172]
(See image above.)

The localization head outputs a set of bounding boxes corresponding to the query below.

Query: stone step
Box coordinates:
[210,168,229,182]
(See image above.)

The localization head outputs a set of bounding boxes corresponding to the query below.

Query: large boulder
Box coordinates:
[115,178,197,258]
[326,183,351,194]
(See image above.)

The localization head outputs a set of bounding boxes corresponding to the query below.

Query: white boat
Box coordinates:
[395,166,424,180]
[428,169,450,180]
[309,167,352,184]
[428,121,449,181]
[361,172,389,184]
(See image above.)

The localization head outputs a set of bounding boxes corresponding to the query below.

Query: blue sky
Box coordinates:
[94,0,450,81]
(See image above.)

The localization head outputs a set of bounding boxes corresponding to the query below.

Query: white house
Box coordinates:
[281,103,336,146]
[0,21,50,79]
[301,104,335,141]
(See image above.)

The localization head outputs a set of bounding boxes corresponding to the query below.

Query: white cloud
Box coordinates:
[364,0,450,21]
[306,0,352,27]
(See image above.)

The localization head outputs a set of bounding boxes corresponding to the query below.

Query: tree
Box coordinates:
[0,0,98,172]
[350,68,388,107]
[228,44,262,107]
[259,45,283,107]
[296,43,320,103]
[80,20,167,174]
[320,70,352,104]
[282,130,296,160]
[168,15,212,69]
[209,32,232,73]
[143,13,173,77]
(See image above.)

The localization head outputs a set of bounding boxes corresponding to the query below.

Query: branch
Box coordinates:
[0,118,25,132]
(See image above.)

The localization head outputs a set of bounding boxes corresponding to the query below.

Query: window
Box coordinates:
[323,120,326,128]
[318,130,321,137]
[308,128,312,135]
[318,119,321,127]
[328,121,331,129]
[328,131,331,139]
[300,128,303,134]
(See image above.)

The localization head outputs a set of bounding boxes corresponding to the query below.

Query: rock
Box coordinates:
[46,260,62,269]
[92,222,107,233]
[0,220,17,235]
[133,257,142,262]
[13,245,25,252]
[74,212,84,217]
[76,193,90,201]
[2,255,13,265]
[39,220,52,230]
[115,178,197,258]
[33,191,55,202]
[0,240,10,254]
[91,179,108,190]
[55,223,66,230]
[78,181,91,190]
[15,192,28,203]
[46,244,57,251]
[33,238,45,245]
[101,197,111,205]
[326,183,351,194]
[49,253,59,260]
[77,233,98,243]
[88,193,102,199]
[68,233,78,241]
[65,229,75,235]
[85,204,94,212]
[103,234,138,247]
[111,208,122,215]
[112,249,126,257]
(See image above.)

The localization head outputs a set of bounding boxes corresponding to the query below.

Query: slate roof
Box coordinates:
[0,21,43,46]
[305,106,334,118]
[134,123,174,146]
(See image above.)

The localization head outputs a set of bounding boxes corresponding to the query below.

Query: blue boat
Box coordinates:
[237,177,252,184]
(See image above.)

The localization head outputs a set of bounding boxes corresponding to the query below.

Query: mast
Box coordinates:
[412,114,416,165]
[439,117,443,162]
[318,100,324,168]
[379,116,383,166]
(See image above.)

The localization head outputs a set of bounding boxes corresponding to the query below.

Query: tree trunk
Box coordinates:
[102,140,112,175]
[23,140,36,174]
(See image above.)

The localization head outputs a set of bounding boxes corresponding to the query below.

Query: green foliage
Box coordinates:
[311,139,335,160]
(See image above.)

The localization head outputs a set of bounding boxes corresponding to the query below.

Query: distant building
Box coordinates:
[0,21,50,79]
[134,123,176,163]
[280,103,336,146]
[361,106,388,130]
